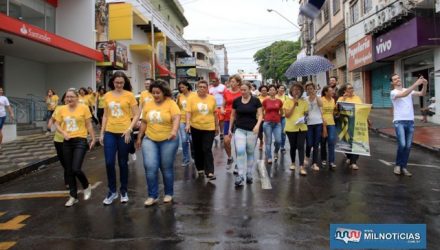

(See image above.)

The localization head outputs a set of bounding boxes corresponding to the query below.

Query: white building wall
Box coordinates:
[56,0,95,48]
[4,56,46,98]
[46,62,96,94]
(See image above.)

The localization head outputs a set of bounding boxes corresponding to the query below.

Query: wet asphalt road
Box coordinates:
[0,133,439,249]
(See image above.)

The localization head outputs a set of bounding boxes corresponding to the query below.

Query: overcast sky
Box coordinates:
[181,0,300,75]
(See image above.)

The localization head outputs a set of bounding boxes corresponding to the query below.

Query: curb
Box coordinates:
[369,128,440,153]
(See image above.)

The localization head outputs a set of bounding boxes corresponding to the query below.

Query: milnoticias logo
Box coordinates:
[19,24,52,43]
[335,228,362,244]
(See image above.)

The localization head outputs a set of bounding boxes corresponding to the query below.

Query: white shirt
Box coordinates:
[306,96,323,125]
[209,84,226,107]
[390,88,415,122]
[0,96,10,117]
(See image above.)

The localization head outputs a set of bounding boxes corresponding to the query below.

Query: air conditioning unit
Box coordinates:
[364,22,369,33]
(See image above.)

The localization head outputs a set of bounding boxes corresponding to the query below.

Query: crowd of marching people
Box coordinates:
[37,70,427,207]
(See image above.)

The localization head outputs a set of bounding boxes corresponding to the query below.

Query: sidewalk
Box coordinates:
[0,133,58,183]
[369,109,440,152]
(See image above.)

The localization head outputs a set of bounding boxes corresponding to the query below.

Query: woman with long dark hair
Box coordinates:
[100,71,139,205]
[320,86,337,169]
[176,80,194,167]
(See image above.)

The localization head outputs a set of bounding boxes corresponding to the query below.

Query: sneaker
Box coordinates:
[393,166,401,175]
[103,192,118,205]
[311,164,320,171]
[233,165,238,175]
[181,162,189,167]
[83,184,92,200]
[163,195,173,203]
[402,168,412,177]
[322,160,327,166]
[330,163,336,169]
[289,164,296,170]
[197,170,205,177]
[208,173,216,180]
[267,159,273,165]
[227,158,234,165]
[350,164,359,170]
[235,175,244,186]
[130,153,137,161]
[246,175,253,184]
[281,148,286,154]
[345,158,351,164]
[304,157,310,165]
[144,197,158,206]
[300,166,307,176]
[120,193,129,203]
[65,196,78,207]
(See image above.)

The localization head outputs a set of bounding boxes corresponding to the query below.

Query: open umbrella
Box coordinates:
[284,55,334,78]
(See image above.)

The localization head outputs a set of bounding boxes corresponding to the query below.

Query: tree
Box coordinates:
[254,40,301,82]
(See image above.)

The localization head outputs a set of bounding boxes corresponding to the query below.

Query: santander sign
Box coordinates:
[19,24,52,43]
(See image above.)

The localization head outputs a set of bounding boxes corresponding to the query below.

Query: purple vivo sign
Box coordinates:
[374,17,440,60]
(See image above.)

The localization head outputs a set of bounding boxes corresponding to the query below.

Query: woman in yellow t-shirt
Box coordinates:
[336,83,366,170]
[176,80,194,167]
[185,80,218,180]
[320,86,337,169]
[276,85,288,153]
[54,88,96,207]
[45,89,59,132]
[96,86,106,126]
[257,85,269,151]
[100,71,139,205]
[284,83,309,176]
[135,80,180,206]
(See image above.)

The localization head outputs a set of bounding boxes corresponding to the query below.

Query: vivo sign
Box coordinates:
[375,39,392,54]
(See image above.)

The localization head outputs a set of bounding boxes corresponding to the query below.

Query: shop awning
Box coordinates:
[0,13,103,62]
[156,62,176,79]
[129,44,153,56]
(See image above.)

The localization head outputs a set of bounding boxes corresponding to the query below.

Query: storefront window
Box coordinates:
[45,3,55,33]
[4,0,55,32]
[0,0,7,15]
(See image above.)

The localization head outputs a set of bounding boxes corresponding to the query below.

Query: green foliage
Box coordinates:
[253,40,301,81]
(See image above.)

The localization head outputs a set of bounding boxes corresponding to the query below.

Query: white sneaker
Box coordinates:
[103,192,118,205]
[130,153,137,161]
[350,164,359,170]
[300,166,307,176]
[393,166,401,175]
[304,157,310,165]
[402,168,412,177]
[311,164,320,171]
[83,184,92,200]
[120,193,129,203]
[330,163,336,169]
[144,197,158,206]
[163,195,173,203]
[289,164,296,170]
[65,196,78,207]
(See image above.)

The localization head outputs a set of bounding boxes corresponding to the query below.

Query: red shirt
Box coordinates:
[262,98,283,123]
[223,89,241,121]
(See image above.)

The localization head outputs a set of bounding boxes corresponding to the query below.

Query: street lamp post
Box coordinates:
[266,9,300,30]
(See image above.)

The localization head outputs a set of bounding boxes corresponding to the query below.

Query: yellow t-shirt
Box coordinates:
[103,90,138,133]
[321,96,336,125]
[78,95,91,106]
[258,95,268,104]
[52,105,64,142]
[186,94,217,131]
[276,94,288,117]
[54,104,91,138]
[86,94,95,107]
[140,90,153,108]
[337,95,363,104]
[177,92,195,123]
[284,98,309,132]
[98,95,105,109]
[142,98,180,141]
[46,95,59,111]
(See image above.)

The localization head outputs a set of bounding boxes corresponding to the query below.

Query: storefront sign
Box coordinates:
[0,13,103,61]
[96,41,128,69]
[177,68,197,78]
[176,57,196,67]
[374,17,440,60]
[348,35,373,71]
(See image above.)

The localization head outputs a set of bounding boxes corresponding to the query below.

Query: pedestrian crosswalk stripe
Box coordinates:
[379,160,440,170]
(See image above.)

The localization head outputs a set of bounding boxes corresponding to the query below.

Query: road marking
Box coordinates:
[378,160,440,170]
[257,160,272,190]
[0,182,102,201]
[0,214,30,230]
[0,242,16,250]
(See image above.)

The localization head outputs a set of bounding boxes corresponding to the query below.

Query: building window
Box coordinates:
[322,1,329,23]
[332,0,340,15]
[2,0,56,32]
[0,0,6,15]
[350,1,360,25]
[158,4,161,11]
[363,0,372,15]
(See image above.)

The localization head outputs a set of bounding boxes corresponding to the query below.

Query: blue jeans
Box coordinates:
[320,125,336,164]
[306,124,322,164]
[263,121,281,160]
[104,132,130,194]
[280,117,286,149]
[394,120,414,169]
[141,136,179,198]
[179,123,190,165]
[234,128,258,179]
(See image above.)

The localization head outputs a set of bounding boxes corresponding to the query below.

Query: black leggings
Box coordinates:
[89,107,99,125]
[97,108,104,125]
[63,138,89,198]
[286,131,307,166]
[54,141,68,185]
[190,127,215,175]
